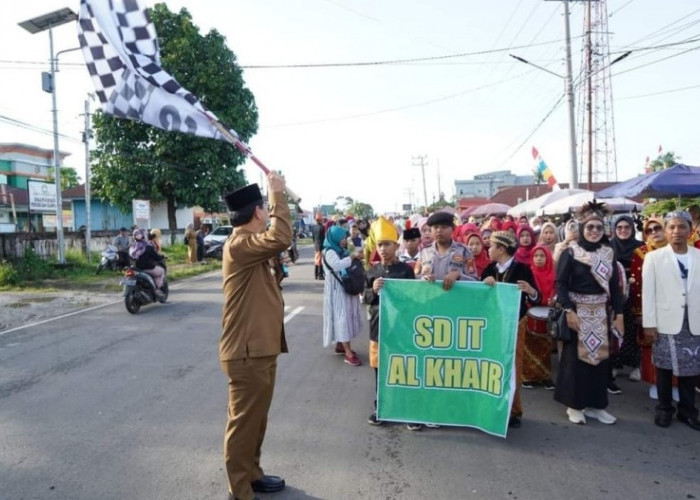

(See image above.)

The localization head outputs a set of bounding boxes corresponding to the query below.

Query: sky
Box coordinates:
[1,0,699,214]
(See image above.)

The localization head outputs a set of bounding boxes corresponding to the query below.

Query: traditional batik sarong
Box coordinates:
[570,292,609,365]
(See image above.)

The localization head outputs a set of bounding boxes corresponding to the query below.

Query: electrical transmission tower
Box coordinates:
[576,0,619,188]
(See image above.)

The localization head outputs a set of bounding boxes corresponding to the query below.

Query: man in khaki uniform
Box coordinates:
[220,172,292,500]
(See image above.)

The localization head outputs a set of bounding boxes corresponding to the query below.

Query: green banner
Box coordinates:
[377,279,520,437]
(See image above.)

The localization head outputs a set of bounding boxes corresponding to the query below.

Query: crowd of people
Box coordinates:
[315,203,700,431]
[212,173,699,499]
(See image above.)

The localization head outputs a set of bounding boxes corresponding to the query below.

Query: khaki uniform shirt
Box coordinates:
[219,190,292,361]
[416,240,477,281]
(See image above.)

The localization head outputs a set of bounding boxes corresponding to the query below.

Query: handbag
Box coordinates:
[322,250,365,295]
[547,304,572,342]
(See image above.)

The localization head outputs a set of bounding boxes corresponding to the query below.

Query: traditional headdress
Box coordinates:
[370,217,399,243]
[664,211,692,225]
[576,200,611,224]
[490,231,517,250]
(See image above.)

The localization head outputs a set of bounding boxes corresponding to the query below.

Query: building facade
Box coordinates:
[454,170,534,199]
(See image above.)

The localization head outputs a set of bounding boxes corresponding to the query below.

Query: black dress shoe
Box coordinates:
[508,415,521,428]
[677,414,700,431]
[251,475,286,493]
[654,413,672,428]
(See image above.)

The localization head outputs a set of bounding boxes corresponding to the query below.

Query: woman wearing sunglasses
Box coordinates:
[554,201,624,425]
[629,217,669,387]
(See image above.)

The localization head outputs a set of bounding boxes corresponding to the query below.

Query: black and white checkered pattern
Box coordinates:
[78,0,222,139]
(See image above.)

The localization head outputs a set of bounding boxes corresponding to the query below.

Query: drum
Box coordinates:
[527,307,551,336]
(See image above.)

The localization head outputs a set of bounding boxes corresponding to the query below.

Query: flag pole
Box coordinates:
[209,119,301,204]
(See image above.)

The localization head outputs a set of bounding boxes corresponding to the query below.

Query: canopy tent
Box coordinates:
[538,192,643,215]
[507,188,590,217]
[596,164,700,199]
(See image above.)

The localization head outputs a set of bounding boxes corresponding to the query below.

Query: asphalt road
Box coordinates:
[1,246,699,500]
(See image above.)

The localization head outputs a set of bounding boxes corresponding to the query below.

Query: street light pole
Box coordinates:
[19,7,78,265]
[48,26,66,264]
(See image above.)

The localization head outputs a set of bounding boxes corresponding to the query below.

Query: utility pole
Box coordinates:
[585,0,593,190]
[82,96,93,262]
[436,159,442,202]
[563,0,579,189]
[412,155,428,212]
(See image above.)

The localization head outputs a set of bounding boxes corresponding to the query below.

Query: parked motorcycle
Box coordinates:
[204,240,224,260]
[121,265,168,314]
[96,244,120,274]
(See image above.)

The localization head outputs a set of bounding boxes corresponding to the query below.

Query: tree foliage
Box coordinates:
[90,3,258,232]
[642,196,700,217]
[649,151,679,172]
[48,166,81,190]
[347,201,375,219]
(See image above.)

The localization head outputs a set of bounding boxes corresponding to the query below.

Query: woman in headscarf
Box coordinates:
[522,244,556,390]
[554,202,624,425]
[538,221,559,255]
[322,225,364,366]
[630,217,669,386]
[514,225,536,265]
[184,223,197,264]
[465,232,491,278]
[502,219,517,236]
[609,215,644,382]
[417,217,433,249]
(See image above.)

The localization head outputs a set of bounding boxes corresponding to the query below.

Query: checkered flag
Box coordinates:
[77,0,227,140]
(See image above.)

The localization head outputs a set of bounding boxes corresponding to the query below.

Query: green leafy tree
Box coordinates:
[335,196,353,214]
[90,3,258,240]
[642,196,700,217]
[649,151,679,172]
[347,201,374,219]
[47,166,81,190]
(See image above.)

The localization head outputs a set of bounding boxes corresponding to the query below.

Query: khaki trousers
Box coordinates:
[220,356,277,500]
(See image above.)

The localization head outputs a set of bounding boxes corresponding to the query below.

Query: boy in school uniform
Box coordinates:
[363,217,415,425]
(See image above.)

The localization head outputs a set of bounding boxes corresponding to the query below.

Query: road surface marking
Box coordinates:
[284,306,304,324]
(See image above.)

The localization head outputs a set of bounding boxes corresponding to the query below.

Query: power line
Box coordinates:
[0,113,82,144]
[616,82,700,100]
[495,94,566,170]
[237,36,584,69]
[262,68,537,128]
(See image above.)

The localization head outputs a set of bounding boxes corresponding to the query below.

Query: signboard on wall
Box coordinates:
[132,199,150,228]
[27,180,57,212]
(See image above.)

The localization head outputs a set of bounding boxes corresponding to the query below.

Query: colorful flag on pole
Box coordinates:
[532,147,558,188]
[77,0,225,139]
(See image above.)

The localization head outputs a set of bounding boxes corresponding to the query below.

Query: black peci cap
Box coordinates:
[403,227,421,240]
[224,184,263,212]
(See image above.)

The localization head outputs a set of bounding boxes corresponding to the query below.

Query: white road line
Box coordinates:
[284,306,304,324]
[0,300,121,337]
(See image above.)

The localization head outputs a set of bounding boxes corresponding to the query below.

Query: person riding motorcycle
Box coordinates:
[113,227,131,268]
[129,229,167,298]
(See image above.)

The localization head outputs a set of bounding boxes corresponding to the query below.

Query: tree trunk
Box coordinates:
[167,194,177,246]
